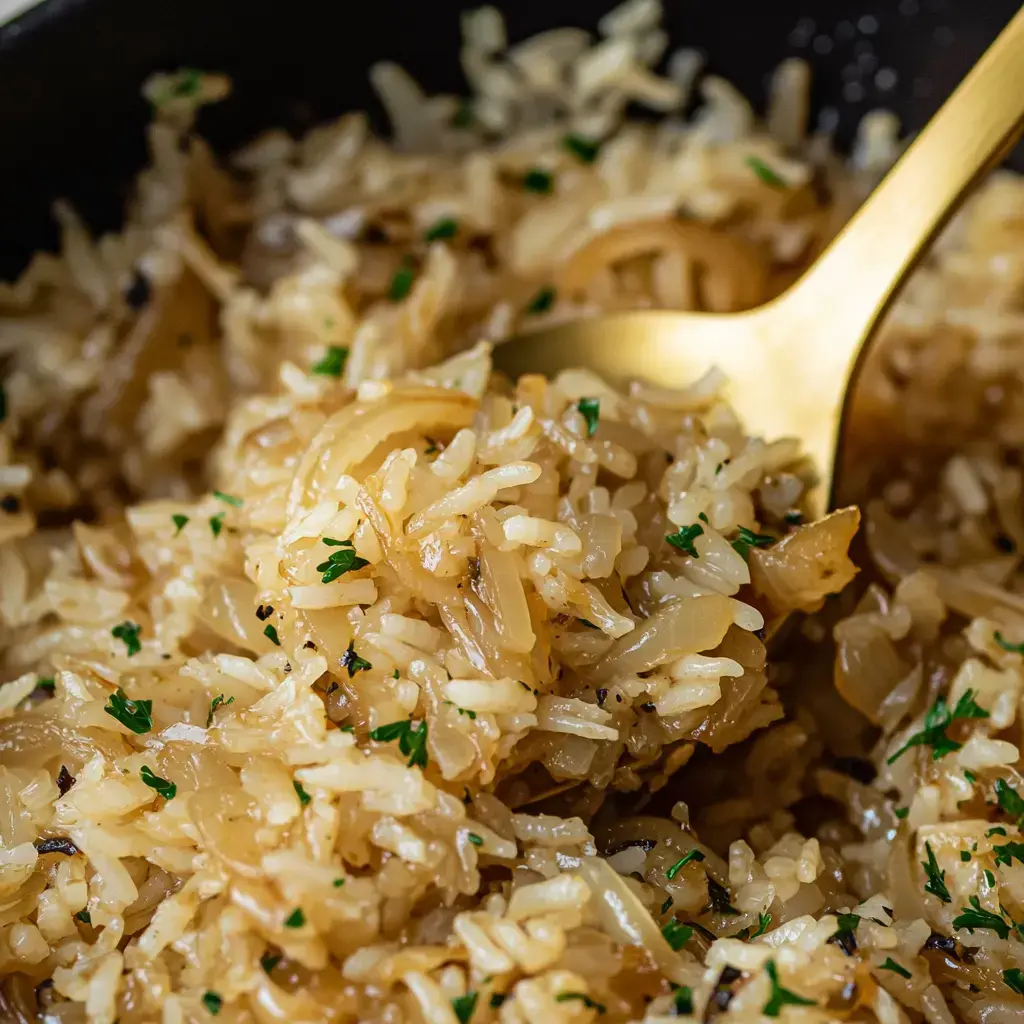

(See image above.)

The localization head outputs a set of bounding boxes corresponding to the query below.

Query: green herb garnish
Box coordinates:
[523,168,554,194]
[172,514,189,535]
[577,397,600,437]
[212,490,242,507]
[388,258,417,301]
[666,523,703,558]
[887,689,990,764]
[997,778,1024,823]
[922,841,951,904]
[554,993,605,1015]
[209,513,225,537]
[37,677,55,692]
[263,624,281,646]
[660,896,673,914]
[961,851,971,862]
[751,911,772,938]
[985,869,997,887]
[284,907,305,928]
[369,719,429,769]
[489,993,506,1008]
[333,878,345,887]
[341,641,372,677]
[995,631,1024,653]
[994,841,1024,867]
[763,960,816,1017]
[878,957,911,979]
[444,701,477,719]
[1004,968,1024,995]
[425,218,459,242]
[467,832,483,846]
[746,156,787,189]
[140,766,176,800]
[665,849,705,880]
[731,526,776,559]
[525,285,556,315]
[201,991,222,1016]
[317,545,369,584]
[952,896,1010,940]
[111,621,142,657]
[673,987,693,1015]
[207,694,234,726]
[661,919,693,951]
[451,991,478,1024]
[75,910,91,924]
[894,807,909,819]
[965,769,978,783]
[293,781,311,807]
[311,345,349,378]
[562,133,601,164]
[323,537,351,546]
[260,954,281,974]
[104,688,153,734]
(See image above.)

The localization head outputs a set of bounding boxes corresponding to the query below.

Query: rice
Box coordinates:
[3,2,1024,1021]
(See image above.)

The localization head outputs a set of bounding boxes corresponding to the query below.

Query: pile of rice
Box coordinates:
[2,3,1024,1021]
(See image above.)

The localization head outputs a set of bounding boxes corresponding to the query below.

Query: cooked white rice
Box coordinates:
[2,3,1024,1023]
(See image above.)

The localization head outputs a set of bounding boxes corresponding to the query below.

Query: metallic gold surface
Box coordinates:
[494,8,1024,512]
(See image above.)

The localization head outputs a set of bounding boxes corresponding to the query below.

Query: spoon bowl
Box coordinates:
[494,8,1024,513]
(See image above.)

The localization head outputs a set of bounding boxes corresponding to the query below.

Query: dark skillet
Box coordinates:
[0,0,1018,280]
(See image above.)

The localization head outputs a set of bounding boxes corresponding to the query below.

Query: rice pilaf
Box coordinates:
[2,3,1024,1022]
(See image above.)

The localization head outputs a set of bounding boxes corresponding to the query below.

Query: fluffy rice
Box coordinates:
[2,2,1024,1022]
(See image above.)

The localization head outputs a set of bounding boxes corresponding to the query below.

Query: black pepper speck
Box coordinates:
[124,270,152,311]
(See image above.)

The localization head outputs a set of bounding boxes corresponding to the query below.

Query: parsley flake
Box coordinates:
[104,689,153,734]
[731,526,775,559]
[207,694,234,726]
[340,641,372,676]
[994,841,1024,868]
[425,217,459,242]
[985,869,997,887]
[763,960,816,1017]
[997,778,1024,823]
[523,168,554,194]
[751,911,772,938]
[263,624,281,646]
[746,156,787,189]
[467,832,483,846]
[140,766,176,800]
[310,345,349,378]
[525,285,556,315]
[75,910,91,924]
[451,991,478,1024]
[577,397,600,437]
[666,523,703,558]
[666,849,705,880]
[661,919,693,951]
[172,514,189,535]
[322,537,352,546]
[317,544,369,583]
[965,769,978,784]
[879,957,911,979]
[894,807,909,819]
[1004,968,1024,995]
[887,689,989,765]
[995,630,1024,654]
[201,991,222,1016]
[389,257,417,301]
[261,955,281,974]
[293,781,311,807]
[562,133,602,163]
[333,877,345,887]
[212,490,242,508]
[952,896,1010,940]
[209,512,225,537]
[922,841,951,904]
[554,993,605,1015]
[369,719,429,769]
[111,621,142,657]
[284,907,305,929]
[37,677,55,692]
[988,826,1009,838]
[961,850,972,862]
[489,993,506,1008]
[673,987,694,1015]
[660,896,673,914]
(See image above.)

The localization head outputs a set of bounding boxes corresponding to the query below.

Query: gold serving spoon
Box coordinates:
[495,9,1024,512]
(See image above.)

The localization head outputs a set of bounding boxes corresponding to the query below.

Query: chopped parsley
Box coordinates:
[260,954,281,974]
[952,896,1010,940]
[960,851,971,862]
[451,991,478,1024]
[139,766,176,800]
[995,630,1024,654]
[922,841,951,904]
[207,694,234,726]
[340,641,372,677]
[731,526,775,559]
[209,513,226,537]
[746,156,787,189]
[1004,968,1024,995]
[707,877,740,915]
[988,826,1009,838]
[985,869,997,887]
[212,490,242,508]
[660,896,673,914]
[666,523,703,558]
[317,542,369,583]
[489,993,506,1008]
[263,624,281,646]
[894,807,909,819]
[444,701,477,719]
[523,168,554,194]
[994,841,1024,867]
[369,719,429,769]
[997,778,1024,823]
[525,285,556,315]
[562,133,602,163]
[283,907,305,928]
[763,960,816,1017]
[661,919,693,951]
[293,781,311,807]
[554,993,605,1015]
[965,769,978,784]
[673,986,694,1015]
[166,68,202,100]
[388,257,417,301]
[111,621,142,657]
[201,991,222,1016]
[37,677,55,692]
[104,689,153,734]
[665,849,705,880]
[310,345,349,378]
[424,217,459,242]
[830,912,860,955]
[172,514,189,535]
[887,689,990,764]
[333,878,345,887]
[75,910,91,924]
[879,958,911,979]
[751,911,772,938]
[577,397,600,437]
[467,832,483,846]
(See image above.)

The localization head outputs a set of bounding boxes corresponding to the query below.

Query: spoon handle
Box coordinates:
[779,7,1024,351]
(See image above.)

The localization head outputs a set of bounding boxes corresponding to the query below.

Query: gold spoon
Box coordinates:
[494,10,1024,512]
